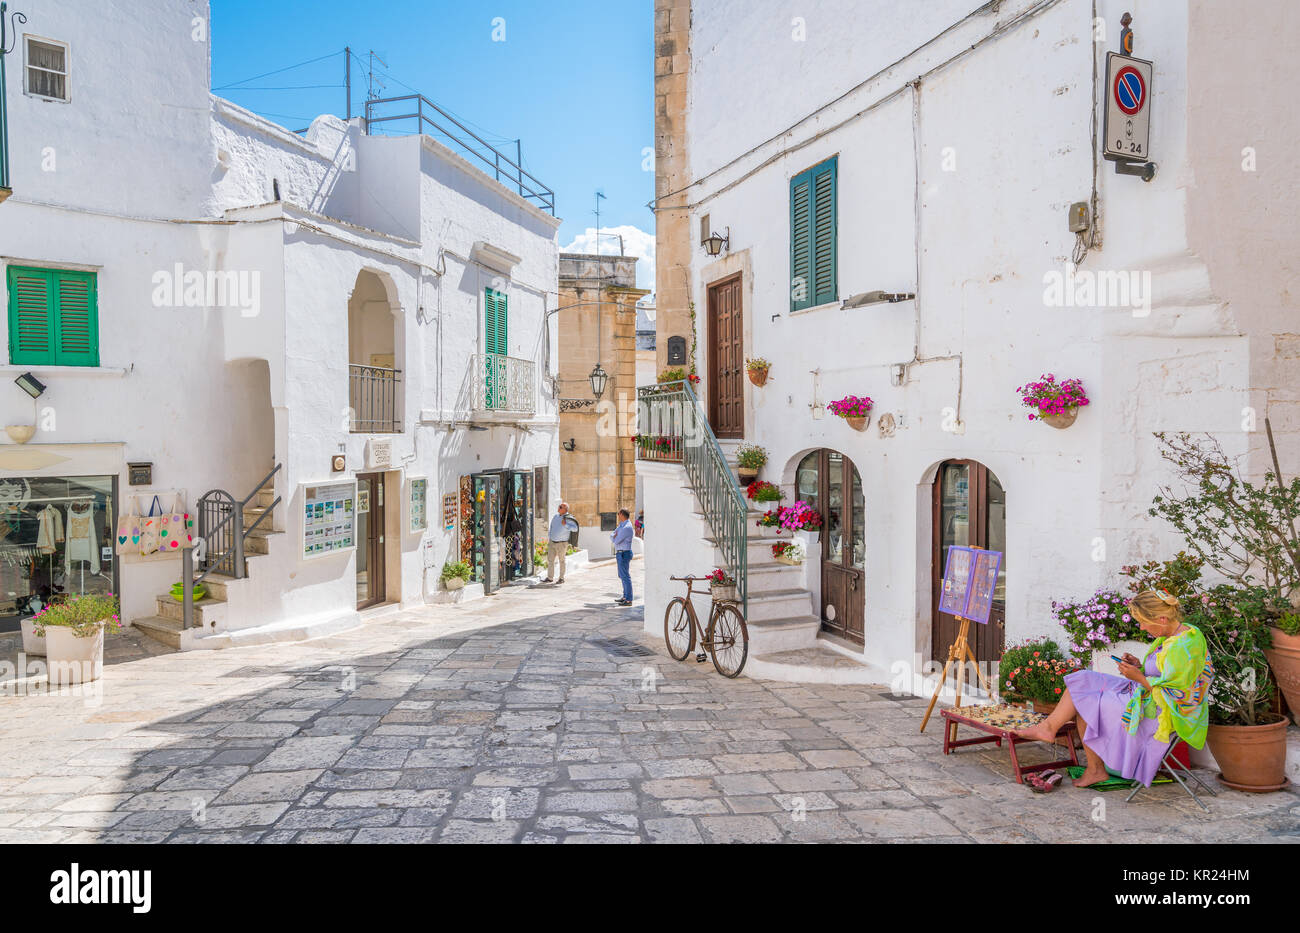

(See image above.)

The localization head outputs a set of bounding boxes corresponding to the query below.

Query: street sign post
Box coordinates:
[1103,51,1153,163]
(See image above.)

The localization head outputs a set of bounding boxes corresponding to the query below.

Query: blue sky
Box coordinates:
[210,0,656,288]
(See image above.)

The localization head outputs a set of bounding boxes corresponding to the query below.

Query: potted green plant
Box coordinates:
[1187,584,1289,791]
[440,561,472,591]
[735,444,767,485]
[827,395,873,431]
[745,480,782,504]
[1016,373,1089,429]
[31,592,121,685]
[1150,430,1300,735]
[998,638,1080,712]
[746,358,770,387]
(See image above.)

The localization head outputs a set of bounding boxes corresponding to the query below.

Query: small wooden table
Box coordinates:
[940,706,1080,784]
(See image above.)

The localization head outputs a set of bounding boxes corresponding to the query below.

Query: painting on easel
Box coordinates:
[938,545,1002,625]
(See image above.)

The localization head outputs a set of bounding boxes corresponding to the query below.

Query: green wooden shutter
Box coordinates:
[811,160,837,306]
[789,158,837,312]
[485,287,508,355]
[53,272,98,366]
[8,267,54,363]
[6,266,98,366]
[790,174,812,312]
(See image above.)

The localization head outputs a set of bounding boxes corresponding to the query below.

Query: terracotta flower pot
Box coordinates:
[1206,716,1290,792]
[844,415,869,431]
[1032,700,1058,715]
[747,368,769,387]
[44,623,106,686]
[1264,626,1300,723]
[1039,409,1078,429]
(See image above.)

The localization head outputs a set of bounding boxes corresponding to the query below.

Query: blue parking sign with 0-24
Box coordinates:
[1103,52,1153,162]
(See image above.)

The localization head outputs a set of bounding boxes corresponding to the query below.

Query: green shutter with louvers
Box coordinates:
[7,266,99,366]
[789,157,837,312]
[8,267,54,363]
[485,287,508,355]
[53,273,98,365]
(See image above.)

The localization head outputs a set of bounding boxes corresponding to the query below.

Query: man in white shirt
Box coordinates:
[542,502,576,584]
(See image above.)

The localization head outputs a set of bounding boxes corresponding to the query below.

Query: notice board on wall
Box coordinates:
[302,480,357,560]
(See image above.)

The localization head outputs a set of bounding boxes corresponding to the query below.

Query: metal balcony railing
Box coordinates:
[350,364,402,433]
[365,93,556,216]
[473,353,536,415]
[637,380,748,613]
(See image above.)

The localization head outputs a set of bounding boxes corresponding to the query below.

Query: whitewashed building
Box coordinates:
[644,0,1299,687]
[0,0,561,648]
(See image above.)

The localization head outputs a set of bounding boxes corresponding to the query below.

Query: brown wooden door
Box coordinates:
[707,274,744,438]
[930,461,1006,666]
[356,472,386,609]
[797,449,865,646]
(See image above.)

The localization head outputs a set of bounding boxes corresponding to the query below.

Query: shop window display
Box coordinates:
[0,475,117,633]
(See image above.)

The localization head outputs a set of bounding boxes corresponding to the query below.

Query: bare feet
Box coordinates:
[1014,722,1058,743]
[1072,768,1109,788]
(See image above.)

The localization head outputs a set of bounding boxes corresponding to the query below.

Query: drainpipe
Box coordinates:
[0,4,26,203]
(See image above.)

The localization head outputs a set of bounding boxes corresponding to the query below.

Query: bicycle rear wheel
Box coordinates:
[706,603,748,678]
[663,597,694,661]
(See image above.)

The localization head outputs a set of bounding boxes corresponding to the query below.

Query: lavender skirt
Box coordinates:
[1064,655,1168,786]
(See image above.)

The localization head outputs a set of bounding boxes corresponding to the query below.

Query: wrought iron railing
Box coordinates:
[637,380,748,612]
[473,353,536,414]
[364,93,556,216]
[350,364,402,433]
[181,463,283,630]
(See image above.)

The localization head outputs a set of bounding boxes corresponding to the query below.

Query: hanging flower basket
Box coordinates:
[828,395,873,431]
[1016,374,1088,428]
[746,358,770,387]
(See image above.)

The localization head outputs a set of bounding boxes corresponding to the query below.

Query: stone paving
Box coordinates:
[1,560,1297,844]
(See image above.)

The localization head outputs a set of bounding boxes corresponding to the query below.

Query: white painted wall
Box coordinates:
[0,0,561,636]
[653,0,1273,677]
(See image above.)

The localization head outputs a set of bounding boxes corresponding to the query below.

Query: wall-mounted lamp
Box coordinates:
[701,227,730,257]
[14,372,46,399]
[588,363,608,398]
[561,438,577,452]
[840,291,915,309]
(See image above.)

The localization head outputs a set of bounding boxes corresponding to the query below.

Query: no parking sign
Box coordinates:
[1103,51,1153,162]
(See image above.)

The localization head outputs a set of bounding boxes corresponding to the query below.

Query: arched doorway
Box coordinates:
[796,449,865,645]
[930,460,1006,666]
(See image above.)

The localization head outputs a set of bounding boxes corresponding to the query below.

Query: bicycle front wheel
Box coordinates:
[663,597,694,661]
[707,603,748,678]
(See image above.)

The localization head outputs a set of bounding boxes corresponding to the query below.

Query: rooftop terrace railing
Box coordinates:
[364,93,555,216]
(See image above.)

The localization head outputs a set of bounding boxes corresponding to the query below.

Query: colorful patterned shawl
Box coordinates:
[1120,626,1213,748]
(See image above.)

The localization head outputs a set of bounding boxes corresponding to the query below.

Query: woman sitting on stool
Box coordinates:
[1015,590,1213,788]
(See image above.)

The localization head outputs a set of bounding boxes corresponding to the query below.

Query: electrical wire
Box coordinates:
[213,50,343,91]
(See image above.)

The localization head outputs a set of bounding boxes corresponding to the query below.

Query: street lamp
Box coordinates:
[588,363,608,398]
[702,227,730,257]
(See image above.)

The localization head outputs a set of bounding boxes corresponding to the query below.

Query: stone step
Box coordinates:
[156,591,226,626]
[744,587,815,623]
[747,561,807,593]
[196,572,237,601]
[745,615,821,654]
[245,527,274,554]
[132,616,185,650]
[747,641,884,685]
[242,505,274,531]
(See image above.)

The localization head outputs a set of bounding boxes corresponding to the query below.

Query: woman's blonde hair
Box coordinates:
[1128,588,1183,625]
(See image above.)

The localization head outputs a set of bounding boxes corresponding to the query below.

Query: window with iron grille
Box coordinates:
[6,265,99,366]
[26,38,68,102]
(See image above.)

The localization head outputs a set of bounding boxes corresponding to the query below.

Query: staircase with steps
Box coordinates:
[133,480,284,651]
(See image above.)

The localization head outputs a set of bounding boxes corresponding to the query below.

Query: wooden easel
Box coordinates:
[919,614,992,732]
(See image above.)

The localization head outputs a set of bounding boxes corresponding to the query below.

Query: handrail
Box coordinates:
[638,380,748,613]
[181,464,283,630]
[364,93,556,215]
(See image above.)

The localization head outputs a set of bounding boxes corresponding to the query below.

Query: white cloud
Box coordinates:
[562,224,656,291]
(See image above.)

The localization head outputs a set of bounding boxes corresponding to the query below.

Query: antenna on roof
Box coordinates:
[367,50,387,102]
[594,190,606,256]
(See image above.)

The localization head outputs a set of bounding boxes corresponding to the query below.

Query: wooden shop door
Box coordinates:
[707,273,744,439]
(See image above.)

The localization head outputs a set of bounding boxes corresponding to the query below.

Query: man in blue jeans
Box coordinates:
[611,508,634,606]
